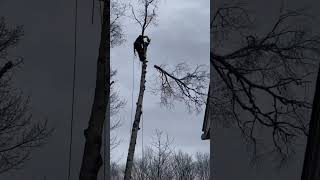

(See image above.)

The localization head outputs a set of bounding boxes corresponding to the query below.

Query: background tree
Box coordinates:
[194,152,210,180]
[131,147,153,180]
[110,69,126,150]
[171,151,196,180]
[147,130,174,180]
[0,17,51,174]
[110,0,126,47]
[110,161,121,180]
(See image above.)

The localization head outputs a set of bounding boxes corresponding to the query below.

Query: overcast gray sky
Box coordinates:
[1,0,320,179]
[111,0,210,164]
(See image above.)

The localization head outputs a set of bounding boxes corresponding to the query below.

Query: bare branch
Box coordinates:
[109,69,126,151]
[130,0,159,35]
[130,4,143,29]
[0,17,52,173]
[153,64,209,112]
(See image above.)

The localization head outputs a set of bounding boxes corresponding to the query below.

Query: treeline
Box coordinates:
[111,131,209,180]
[111,151,209,180]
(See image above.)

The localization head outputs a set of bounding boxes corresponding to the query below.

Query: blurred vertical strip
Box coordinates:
[301,64,320,180]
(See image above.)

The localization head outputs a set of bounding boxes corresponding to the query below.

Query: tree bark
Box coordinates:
[124,58,148,180]
[0,61,13,79]
[79,0,110,180]
[301,64,320,180]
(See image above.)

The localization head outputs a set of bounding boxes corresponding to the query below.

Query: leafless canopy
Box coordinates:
[109,0,127,150]
[110,0,126,47]
[130,130,174,180]
[109,69,126,150]
[110,70,126,117]
[211,4,320,161]
[0,17,51,173]
[153,64,209,112]
[130,0,159,35]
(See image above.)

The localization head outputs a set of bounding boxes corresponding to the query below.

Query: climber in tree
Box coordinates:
[134,35,151,62]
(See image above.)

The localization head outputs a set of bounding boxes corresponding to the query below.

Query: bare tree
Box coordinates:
[149,130,174,180]
[0,17,51,174]
[130,130,173,180]
[131,147,153,180]
[110,161,121,180]
[124,0,159,179]
[110,0,126,47]
[171,151,196,180]
[109,0,128,153]
[110,69,126,150]
[155,3,320,162]
[194,152,210,180]
[110,70,126,117]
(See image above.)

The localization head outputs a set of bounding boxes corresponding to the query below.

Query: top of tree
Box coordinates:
[130,0,159,35]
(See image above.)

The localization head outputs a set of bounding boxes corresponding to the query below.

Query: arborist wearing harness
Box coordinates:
[134,35,151,62]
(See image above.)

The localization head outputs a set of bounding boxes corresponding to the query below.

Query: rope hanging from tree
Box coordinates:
[131,54,135,134]
[67,0,78,178]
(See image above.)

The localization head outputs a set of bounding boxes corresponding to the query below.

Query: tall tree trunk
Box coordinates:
[79,0,110,180]
[301,64,320,180]
[124,58,148,180]
[124,0,156,178]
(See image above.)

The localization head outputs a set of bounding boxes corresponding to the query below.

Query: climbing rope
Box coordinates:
[142,108,144,160]
[68,0,78,178]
